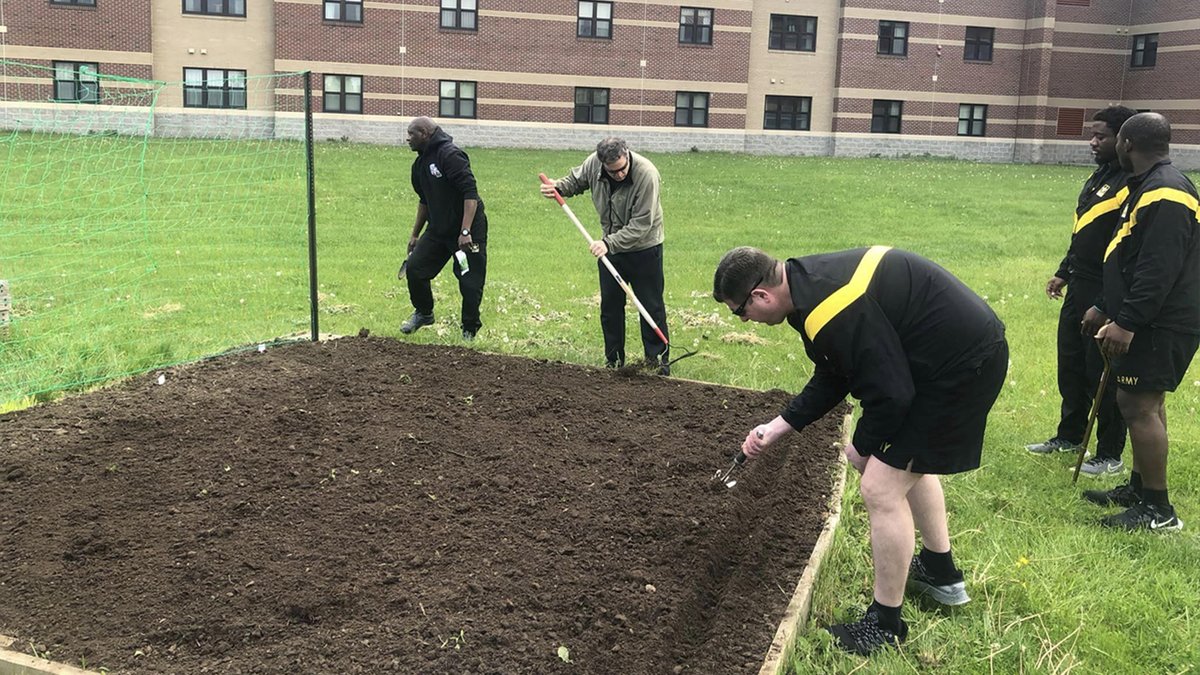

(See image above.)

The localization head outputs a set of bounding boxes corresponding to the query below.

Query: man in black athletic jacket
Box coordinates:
[1082,113,1200,532]
[400,116,489,341]
[714,246,1007,656]
[1026,106,1134,477]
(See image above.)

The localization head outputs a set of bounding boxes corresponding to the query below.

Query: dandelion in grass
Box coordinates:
[1015,555,1030,569]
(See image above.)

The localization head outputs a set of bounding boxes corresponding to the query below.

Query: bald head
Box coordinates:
[405,116,440,152]
[1114,112,1171,173]
[410,116,438,135]
[1119,112,1171,154]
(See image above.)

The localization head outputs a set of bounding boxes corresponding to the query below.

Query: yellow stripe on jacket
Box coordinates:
[804,246,892,341]
[1074,186,1129,234]
[1105,187,1200,262]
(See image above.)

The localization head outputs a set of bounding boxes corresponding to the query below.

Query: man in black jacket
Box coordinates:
[400,116,488,341]
[714,246,1007,655]
[1026,106,1134,477]
[1082,113,1200,532]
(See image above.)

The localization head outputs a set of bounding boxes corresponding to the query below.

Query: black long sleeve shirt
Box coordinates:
[1099,160,1200,335]
[780,247,1006,455]
[410,129,488,242]
[1055,162,1131,283]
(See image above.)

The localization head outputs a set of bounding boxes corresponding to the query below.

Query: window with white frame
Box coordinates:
[324,75,363,114]
[324,0,362,22]
[53,61,100,103]
[183,67,247,109]
[439,81,476,118]
[578,1,612,39]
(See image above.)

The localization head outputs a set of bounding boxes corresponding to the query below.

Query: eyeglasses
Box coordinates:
[603,156,629,178]
[732,275,764,317]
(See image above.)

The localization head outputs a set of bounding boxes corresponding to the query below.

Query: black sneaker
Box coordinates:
[907,555,970,606]
[1101,502,1184,532]
[827,607,908,656]
[400,311,434,334]
[1082,481,1140,508]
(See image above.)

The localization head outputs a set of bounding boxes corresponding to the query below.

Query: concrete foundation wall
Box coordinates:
[4,104,1199,169]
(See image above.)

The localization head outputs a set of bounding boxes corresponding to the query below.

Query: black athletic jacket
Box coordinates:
[410,128,487,242]
[1055,162,1131,284]
[780,247,1006,455]
[1099,160,1200,335]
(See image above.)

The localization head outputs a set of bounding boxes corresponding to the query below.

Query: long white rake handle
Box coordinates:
[539,173,669,347]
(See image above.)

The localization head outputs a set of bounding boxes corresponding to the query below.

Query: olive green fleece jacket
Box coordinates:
[552,150,664,254]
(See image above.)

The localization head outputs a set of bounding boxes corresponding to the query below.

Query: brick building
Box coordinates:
[1,0,1196,166]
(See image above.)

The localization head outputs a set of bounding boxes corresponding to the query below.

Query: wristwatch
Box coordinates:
[461,229,470,236]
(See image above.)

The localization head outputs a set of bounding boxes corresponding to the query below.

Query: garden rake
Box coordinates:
[1071,349,1112,484]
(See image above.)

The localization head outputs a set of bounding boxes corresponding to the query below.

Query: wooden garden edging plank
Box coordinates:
[758,411,851,675]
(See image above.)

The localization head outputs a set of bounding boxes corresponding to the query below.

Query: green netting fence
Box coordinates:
[0,59,316,408]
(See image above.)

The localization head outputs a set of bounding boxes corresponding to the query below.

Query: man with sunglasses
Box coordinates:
[540,137,670,374]
[713,245,1007,656]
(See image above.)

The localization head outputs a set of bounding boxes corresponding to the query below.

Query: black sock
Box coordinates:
[919,547,961,580]
[1142,487,1170,509]
[1130,471,1143,494]
[868,599,903,632]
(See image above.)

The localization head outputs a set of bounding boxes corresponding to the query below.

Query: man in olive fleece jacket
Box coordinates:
[714,245,1007,656]
[540,137,670,374]
[1083,112,1200,532]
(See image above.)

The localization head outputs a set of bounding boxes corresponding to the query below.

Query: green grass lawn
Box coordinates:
[3,136,1199,673]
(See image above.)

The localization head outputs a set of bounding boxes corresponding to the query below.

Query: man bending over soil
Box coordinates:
[713,245,1008,655]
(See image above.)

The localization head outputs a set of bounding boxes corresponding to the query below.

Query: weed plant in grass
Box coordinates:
[3,138,1199,672]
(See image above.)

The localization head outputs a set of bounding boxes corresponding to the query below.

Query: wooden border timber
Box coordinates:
[0,636,98,675]
[758,411,852,675]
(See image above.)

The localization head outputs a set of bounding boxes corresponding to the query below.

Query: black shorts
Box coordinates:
[873,340,1008,475]
[1112,327,1200,392]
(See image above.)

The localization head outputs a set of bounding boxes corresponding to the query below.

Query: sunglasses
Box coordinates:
[603,157,629,177]
[732,275,764,317]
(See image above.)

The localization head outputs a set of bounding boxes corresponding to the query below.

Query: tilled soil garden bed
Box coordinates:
[0,337,842,674]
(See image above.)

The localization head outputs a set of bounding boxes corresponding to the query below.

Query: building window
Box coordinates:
[51,0,97,6]
[1131,33,1158,68]
[53,61,100,103]
[763,95,811,131]
[679,8,712,45]
[768,14,816,52]
[574,87,609,124]
[877,20,908,56]
[871,99,902,133]
[324,75,362,114]
[675,91,709,127]
[183,68,247,109]
[958,103,987,136]
[182,0,246,17]
[324,0,362,22]
[440,0,476,29]
[439,81,476,118]
[577,1,612,39]
[964,26,994,62]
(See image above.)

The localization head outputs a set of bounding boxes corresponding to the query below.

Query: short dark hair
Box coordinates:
[1120,112,1171,155]
[713,247,779,303]
[596,137,628,164]
[1092,106,1137,135]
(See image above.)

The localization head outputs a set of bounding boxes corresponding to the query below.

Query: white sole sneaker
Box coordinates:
[907,578,971,606]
